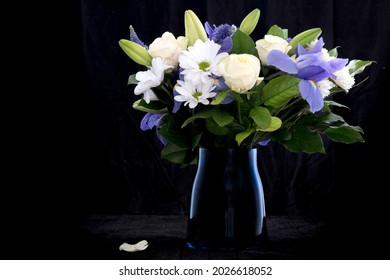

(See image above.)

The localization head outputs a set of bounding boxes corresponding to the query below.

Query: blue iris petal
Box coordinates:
[140,113,165,131]
[298,80,324,113]
[258,139,271,146]
[267,50,299,74]
[172,90,182,113]
[297,65,330,82]
[140,113,167,145]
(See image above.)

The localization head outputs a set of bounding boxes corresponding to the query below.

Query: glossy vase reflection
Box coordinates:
[187,148,266,249]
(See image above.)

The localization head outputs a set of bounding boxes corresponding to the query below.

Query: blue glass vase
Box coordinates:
[187,148,267,250]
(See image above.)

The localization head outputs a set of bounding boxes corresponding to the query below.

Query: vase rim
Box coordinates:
[199,147,257,151]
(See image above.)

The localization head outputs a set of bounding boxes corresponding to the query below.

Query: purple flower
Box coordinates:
[205,22,236,53]
[140,113,167,144]
[172,89,182,113]
[258,139,271,146]
[214,78,235,104]
[267,38,348,113]
[129,25,148,49]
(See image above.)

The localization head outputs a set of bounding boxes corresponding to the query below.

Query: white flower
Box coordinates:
[333,66,355,92]
[179,39,228,85]
[134,57,173,103]
[317,79,335,98]
[148,32,188,69]
[174,79,217,108]
[218,54,263,93]
[255,35,291,65]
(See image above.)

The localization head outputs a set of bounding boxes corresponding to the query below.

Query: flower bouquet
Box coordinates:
[119,9,372,166]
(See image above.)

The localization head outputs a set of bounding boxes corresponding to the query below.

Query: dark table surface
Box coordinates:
[76,215,340,259]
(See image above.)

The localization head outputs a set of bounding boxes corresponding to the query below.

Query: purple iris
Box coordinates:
[214,77,234,104]
[140,113,167,144]
[205,22,237,53]
[267,38,348,112]
[258,139,271,146]
[172,90,182,113]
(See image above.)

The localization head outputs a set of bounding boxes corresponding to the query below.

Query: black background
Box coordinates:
[3,0,389,259]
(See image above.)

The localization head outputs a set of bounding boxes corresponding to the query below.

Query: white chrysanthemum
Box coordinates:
[134,57,173,103]
[317,79,335,98]
[174,79,217,108]
[333,66,355,92]
[179,39,228,85]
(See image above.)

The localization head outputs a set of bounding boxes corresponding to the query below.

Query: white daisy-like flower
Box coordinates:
[317,79,335,98]
[174,79,217,108]
[179,39,228,85]
[333,66,355,92]
[134,57,173,103]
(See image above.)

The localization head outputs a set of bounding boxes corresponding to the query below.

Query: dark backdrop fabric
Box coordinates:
[2,0,389,259]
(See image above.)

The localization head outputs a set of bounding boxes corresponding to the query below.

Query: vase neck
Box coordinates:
[198,148,258,170]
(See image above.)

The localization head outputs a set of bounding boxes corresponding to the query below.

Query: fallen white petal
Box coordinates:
[119,240,148,252]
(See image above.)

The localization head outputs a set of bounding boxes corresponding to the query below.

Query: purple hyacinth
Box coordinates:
[205,22,236,53]
[267,38,348,113]
[129,25,148,49]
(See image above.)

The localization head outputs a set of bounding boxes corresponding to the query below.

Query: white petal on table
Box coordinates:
[119,240,149,252]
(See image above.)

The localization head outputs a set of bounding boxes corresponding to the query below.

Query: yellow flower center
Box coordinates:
[237,56,249,63]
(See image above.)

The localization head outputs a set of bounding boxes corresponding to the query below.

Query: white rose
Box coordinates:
[148,32,188,69]
[218,54,263,93]
[255,35,291,65]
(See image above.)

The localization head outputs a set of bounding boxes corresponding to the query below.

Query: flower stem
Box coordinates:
[161,85,174,102]
[236,100,242,125]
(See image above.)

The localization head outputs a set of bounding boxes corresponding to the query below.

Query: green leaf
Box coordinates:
[158,125,189,148]
[230,29,258,56]
[257,116,282,132]
[239,8,260,35]
[212,107,234,127]
[348,60,373,76]
[325,125,364,143]
[270,129,291,141]
[191,132,203,149]
[249,106,271,129]
[181,108,213,128]
[206,119,229,135]
[317,112,345,125]
[267,25,288,39]
[324,100,350,109]
[235,128,255,146]
[161,143,188,164]
[127,74,138,85]
[262,75,300,108]
[133,99,168,114]
[288,28,322,55]
[211,90,231,105]
[282,124,325,153]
